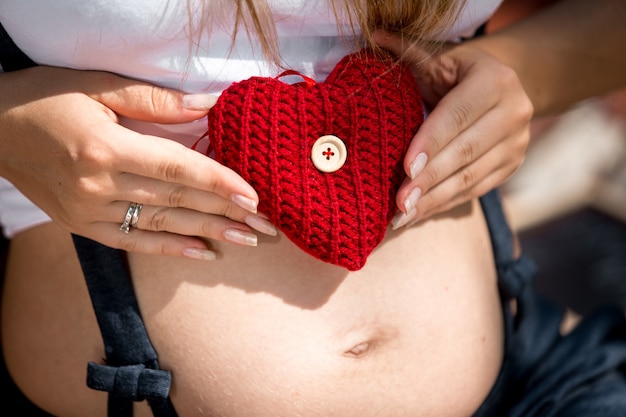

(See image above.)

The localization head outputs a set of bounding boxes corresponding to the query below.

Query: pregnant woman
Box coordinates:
[1,1,625,416]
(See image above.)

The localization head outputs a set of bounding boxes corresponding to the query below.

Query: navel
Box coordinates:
[343,341,371,358]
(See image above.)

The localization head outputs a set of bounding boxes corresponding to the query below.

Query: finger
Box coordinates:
[418,167,514,221]
[392,160,513,230]
[403,69,499,180]
[393,129,522,228]
[88,222,217,260]
[131,205,259,246]
[398,108,519,210]
[400,66,532,211]
[105,125,260,213]
[112,172,252,217]
[78,71,217,123]
[413,139,523,220]
[107,199,277,237]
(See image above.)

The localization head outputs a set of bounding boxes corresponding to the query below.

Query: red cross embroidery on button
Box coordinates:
[323,147,335,160]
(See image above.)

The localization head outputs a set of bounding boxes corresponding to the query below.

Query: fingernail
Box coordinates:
[410,153,428,180]
[183,247,217,261]
[403,187,422,213]
[232,194,258,213]
[391,208,417,230]
[224,228,258,246]
[182,94,218,110]
[405,214,424,228]
[245,215,277,236]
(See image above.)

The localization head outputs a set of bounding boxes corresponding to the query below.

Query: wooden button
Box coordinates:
[311,135,347,173]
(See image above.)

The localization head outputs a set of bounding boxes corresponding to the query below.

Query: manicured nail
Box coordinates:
[182,94,218,110]
[224,228,258,246]
[405,214,424,229]
[183,247,217,261]
[232,194,258,213]
[403,187,422,213]
[391,208,417,230]
[245,215,277,236]
[410,153,428,180]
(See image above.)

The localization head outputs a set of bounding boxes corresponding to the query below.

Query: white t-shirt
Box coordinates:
[0,0,503,238]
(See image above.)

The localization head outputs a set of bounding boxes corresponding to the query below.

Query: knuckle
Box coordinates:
[220,199,245,220]
[457,140,477,166]
[156,242,169,256]
[145,207,169,231]
[423,132,443,152]
[494,64,518,89]
[449,100,473,130]
[459,166,476,189]
[158,160,186,183]
[167,186,187,207]
[149,85,170,114]
[73,142,111,167]
[497,67,534,121]
[72,176,96,196]
[75,175,109,197]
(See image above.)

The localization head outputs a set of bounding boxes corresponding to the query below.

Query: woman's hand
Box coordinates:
[374,33,533,228]
[0,66,276,259]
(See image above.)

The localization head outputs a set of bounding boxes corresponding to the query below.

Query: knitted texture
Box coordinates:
[207,49,424,270]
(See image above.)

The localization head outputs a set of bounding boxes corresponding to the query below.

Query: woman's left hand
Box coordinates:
[374,33,533,228]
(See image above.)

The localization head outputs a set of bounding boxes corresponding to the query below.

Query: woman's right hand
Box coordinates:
[0,66,276,260]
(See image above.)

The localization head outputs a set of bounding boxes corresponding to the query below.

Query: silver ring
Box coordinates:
[130,203,143,228]
[120,202,141,234]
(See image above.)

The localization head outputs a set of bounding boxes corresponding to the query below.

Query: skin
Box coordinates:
[3,200,505,417]
[0,66,274,259]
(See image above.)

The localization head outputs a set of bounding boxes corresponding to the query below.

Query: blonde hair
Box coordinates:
[189,0,465,66]
[333,0,466,44]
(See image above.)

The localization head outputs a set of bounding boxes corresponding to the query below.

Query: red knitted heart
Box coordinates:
[207,49,423,270]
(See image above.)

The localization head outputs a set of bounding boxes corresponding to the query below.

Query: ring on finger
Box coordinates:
[130,203,143,228]
[120,202,142,233]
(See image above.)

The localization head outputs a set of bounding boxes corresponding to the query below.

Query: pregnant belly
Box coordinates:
[130,200,504,417]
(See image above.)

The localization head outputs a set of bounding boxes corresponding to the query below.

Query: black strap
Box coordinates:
[479,189,537,298]
[72,234,178,417]
[0,21,36,71]
[0,20,176,416]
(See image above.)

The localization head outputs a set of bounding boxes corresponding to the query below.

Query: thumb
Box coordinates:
[82,71,217,124]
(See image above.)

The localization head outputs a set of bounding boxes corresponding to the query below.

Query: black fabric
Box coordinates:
[472,192,626,416]
[71,235,178,417]
[0,21,36,72]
